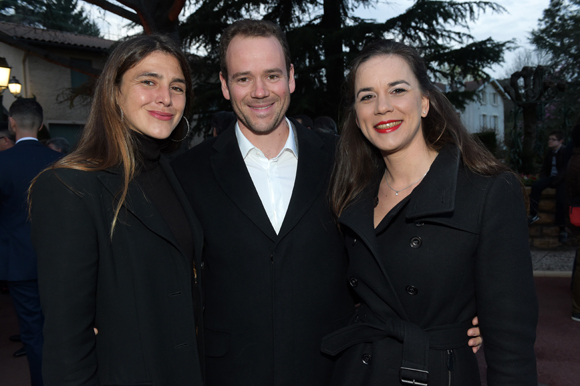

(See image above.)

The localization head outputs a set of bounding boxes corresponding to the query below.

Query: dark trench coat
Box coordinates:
[322,145,538,386]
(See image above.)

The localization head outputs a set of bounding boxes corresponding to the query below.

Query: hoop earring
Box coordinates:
[171,116,191,142]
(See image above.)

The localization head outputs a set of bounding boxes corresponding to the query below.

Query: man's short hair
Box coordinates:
[47,137,71,154]
[220,19,292,81]
[9,98,43,131]
[549,130,564,141]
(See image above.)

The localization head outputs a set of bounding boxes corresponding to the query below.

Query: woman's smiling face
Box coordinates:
[116,51,186,139]
[354,54,430,155]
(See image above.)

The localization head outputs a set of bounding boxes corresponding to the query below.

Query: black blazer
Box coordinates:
[30,157,204,386]
[322,146,538,386]
[0,139,61,281]
[172,120,356,386]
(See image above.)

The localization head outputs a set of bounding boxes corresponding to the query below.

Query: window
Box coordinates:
[481,114,488,128]
[492,92,498,105]
[48,123,84,148]
[70,58,91,89]
[481,91,487,105]
[492,115,498,129]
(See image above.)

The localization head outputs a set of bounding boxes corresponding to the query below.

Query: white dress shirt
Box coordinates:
[16,137,38,144]
[235,118,298,234]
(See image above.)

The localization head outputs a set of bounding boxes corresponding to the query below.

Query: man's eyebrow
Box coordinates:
[355,80,411,98]
[230,68,285,79]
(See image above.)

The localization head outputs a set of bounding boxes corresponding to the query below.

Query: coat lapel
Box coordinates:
[210,126,278,241]
[405,145,459,219]
[97,168,182,252]
[277,122,330,241]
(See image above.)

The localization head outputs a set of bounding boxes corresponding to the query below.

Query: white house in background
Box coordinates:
[0,21,115,146]
[436,79,510,144]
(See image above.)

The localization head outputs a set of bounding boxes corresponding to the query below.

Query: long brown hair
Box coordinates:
[31,34,193,234]
[330,39,508,218]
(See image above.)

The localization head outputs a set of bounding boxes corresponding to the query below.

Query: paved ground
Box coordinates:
[1,248,578,385]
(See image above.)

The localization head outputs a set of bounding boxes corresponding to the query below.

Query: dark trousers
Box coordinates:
[529,176,567,226]
[9,280,44,386]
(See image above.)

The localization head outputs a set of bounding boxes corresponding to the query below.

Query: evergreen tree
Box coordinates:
[180,0,511,122]
[0,0,101,36]
[530,0,580,133]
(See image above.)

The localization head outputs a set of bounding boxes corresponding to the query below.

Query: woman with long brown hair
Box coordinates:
[29,35,203,385]
[322,40,538,385]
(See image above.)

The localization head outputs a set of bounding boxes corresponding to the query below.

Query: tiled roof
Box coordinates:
[0,21,115,50]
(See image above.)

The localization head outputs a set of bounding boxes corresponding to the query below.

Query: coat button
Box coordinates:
[352,238,357,246]
[362,353,371,365]
[349,277,358,287]
[406,285,418,295]
[415,221,425,227]
[410,236,422,248]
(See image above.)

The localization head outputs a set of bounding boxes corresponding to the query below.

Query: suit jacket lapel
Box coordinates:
[97,169,182,252]
[277,122,330,240]
[210,126,278,241]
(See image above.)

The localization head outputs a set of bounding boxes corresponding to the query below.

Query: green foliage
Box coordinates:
[0,0,100,36]
[180,0,511,129]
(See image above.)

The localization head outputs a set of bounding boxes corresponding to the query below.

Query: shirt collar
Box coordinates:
[16,137,38,144]
[235,117,298,160]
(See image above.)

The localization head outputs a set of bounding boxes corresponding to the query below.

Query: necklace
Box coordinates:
[384,168,430,196]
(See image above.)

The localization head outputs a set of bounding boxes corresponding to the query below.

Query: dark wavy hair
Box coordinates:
[330,39,508,218]
[31,34,193,234]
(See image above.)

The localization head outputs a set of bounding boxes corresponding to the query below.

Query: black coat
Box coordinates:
[172,121,356,386]
[0,139,61,281]
[322,146,538,386]
[30,157,204,386]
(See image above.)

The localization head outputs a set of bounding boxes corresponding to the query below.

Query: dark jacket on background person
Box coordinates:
[30,157,204,385]
[322,145,538,386]
[539,145,569,184]
[172,120,356,386]
[0,140,60,281]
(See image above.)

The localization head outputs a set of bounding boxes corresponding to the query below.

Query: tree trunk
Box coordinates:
[521,103,538,174]
[321,0,343,120]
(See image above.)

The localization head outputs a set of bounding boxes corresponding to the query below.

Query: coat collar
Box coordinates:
[97,156,193,257]
[210,118,331,242]
[339,145,461,233]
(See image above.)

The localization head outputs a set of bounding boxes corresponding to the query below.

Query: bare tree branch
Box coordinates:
[83,0,141,25]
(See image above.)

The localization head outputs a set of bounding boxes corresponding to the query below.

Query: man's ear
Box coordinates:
[8,116,16,132]
[220,72,231,101]
[38,123,44,133]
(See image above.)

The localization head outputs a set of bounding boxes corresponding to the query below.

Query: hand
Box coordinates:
[467,316,482,353]
[94,328,99,335]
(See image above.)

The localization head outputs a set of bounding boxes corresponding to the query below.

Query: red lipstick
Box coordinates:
[374,120,402,133]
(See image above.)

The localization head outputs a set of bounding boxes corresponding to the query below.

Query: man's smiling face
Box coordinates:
[220,35,295,135]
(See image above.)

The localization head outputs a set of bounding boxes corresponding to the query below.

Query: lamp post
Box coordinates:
[0,57,12,122]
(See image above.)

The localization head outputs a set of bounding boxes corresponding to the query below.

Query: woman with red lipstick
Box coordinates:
[323,40,538,385]
[29,35,204,385]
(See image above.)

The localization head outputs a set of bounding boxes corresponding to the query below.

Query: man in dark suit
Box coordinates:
[172,20,356,386]
[0,99,61,386]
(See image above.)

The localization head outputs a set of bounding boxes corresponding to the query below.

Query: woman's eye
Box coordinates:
[171,86,185,93]
[392,88,406,94]
[360,94,373,102]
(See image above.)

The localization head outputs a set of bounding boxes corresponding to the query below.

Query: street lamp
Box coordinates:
[0,57,11,122]
[0,57,10,90]
[8,76,22,96]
